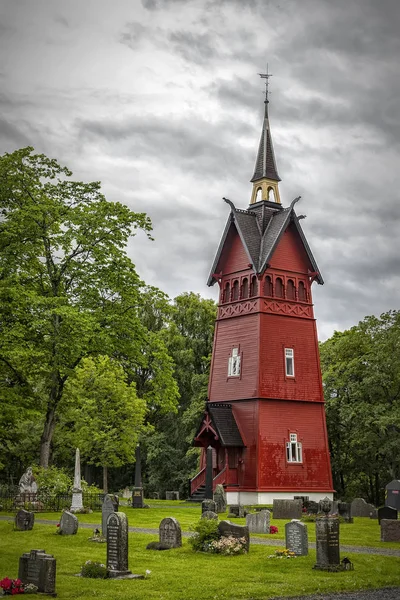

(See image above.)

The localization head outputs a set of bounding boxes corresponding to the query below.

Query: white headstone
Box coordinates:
[70,448,83,513]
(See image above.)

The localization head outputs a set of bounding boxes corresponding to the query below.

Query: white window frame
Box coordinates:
[228,347,241,377]
[285,348,294,377]
[286,433,302,463]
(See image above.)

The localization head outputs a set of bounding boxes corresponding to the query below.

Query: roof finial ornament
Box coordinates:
[258,64,272,109]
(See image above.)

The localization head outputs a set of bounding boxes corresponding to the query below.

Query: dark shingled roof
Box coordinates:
[194,403,245,447]
[207,198,324,286]
[250,103,280,183]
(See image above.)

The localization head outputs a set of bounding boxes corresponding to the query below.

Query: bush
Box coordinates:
[32,466,72,501]
[189,518,220,552]
[80,560,108,579]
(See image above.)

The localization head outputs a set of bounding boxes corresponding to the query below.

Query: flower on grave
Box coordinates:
[268,549,296,559]
[269,525,279,534]
[209,535,247,555]
[0,578,26,595]
[56,523,60,527]
[145,570,151,579]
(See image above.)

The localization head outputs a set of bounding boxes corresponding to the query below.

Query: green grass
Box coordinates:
[0,521,399,600]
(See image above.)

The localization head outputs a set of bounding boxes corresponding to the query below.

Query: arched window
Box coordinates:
[275,277,283,298]
[298,281,306,302]
[250,275,258,297]
[264,275,273,297]
[232,280,239,301]
[224,282,230,303]
[256,187,262,202]
[268,187,275,202]
[287,279,295,300]
[241,278,249,299]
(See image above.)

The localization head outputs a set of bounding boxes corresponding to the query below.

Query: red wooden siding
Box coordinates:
[231,401,258,489]
[208,315,259,401]
[216,224,250,275]
[258,399,333,491]
[259,313,323,402]
[269,223,313,274]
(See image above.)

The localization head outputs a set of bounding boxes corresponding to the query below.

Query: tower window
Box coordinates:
[250,275,258,297]
[228,347,241,377]
[275,277,283,298]
[286,433,302,463]
[232,280,239,301]
[268,187,275,202]
[241,277,249,299]
[285,348,294,377]
[264,275,273,297]
[223,282,230,303]
[298,281,306,302]
[256,187,262,202]
[287,279,295,300]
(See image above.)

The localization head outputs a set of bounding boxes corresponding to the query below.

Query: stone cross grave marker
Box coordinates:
[218,520,250,552]
[285,520,308,556]
[15,508,34,531]
[19,549,56,595]
[159,517,182,548]
[381,519,400,542]
[107,512,131,576]
[273,499,303,520]
[102,494,116,537]
[59,510,78,535]
[246,510,270,533]
[378,506,398,524]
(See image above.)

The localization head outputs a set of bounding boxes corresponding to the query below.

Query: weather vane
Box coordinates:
[258,64,272,104]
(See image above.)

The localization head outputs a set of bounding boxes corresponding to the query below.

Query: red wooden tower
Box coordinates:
[191,78,334,504]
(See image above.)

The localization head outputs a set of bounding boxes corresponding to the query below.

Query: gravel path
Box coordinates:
[271,589,400,600]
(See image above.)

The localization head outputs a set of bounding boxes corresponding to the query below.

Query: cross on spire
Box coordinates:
[258,64,272,105]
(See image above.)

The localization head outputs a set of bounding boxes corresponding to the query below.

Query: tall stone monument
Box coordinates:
[132,444,144,508]
[313,497,341,571]
[70,448,83,513]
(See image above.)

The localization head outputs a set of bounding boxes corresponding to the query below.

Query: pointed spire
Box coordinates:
[251,68,280,183]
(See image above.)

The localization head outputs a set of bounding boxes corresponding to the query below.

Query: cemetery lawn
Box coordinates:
[1,522,400,600]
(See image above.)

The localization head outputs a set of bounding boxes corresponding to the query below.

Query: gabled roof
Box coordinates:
[250,101,280,183]
[193,403,245,448]
[207,197,324,286]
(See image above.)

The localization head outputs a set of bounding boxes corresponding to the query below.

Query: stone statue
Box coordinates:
[18,467,38,495]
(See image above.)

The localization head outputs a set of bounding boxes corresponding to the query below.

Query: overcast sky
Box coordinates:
[1,0,399,340]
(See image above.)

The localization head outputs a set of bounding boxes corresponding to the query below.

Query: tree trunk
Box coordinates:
[103,465,108,493]
[40,407,57,468]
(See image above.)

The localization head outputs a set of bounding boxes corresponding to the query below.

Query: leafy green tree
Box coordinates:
[0,147,178,471]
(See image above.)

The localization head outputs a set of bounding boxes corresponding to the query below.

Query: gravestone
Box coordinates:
[305,500,319,514]
[385,480,400,511]
[246,510,270,534]
[165,491,179,501]
[102,494,116,537]
[132,444,144,508]
[328,501,339,515]
[15,508,35,531]
[273,499,302,520]
[218,520,250,552]
[228,504,245,518]
[338,502,353,523]
[202,499,217,514]
[378,506,398,524]
[70,448,83,513]
[107,512,131,577]
[369,508,378,519]
[151,492,160,500]
[59,510,78,535]
[285,520,308,556]
[122,487,132,499]
[351,497,376,517]
[159,517,182,548]
[313,500,341,572]
[214,484,227,514]
[201,510,218,520]
[19,549,56,595]
[381,519,400,542]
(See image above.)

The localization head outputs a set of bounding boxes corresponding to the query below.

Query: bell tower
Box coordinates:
[191,74,334,505]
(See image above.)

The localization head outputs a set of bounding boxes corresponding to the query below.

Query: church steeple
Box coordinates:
[250,69,281,205]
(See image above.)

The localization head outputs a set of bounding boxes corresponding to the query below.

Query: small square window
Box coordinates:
[285,348,294,377]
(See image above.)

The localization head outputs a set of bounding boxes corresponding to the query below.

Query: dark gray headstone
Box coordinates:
[385,480,400,511]
[204,446,213,499]
[351,497,376,517]
[59,510,78,535]
[378,506,398,524]
[338,502,353,523]
[102,494,116,536]
[285,520,308,556]
[273,499,303,520]
[107,512,131,577]
[201,510,218,520]
[159,517,182,548]
[305,500,319,514]
[246,510,270,533]
[202,499,217,514]
[15,509,34,531]
[218,520,249,552]
[213,484,227,514]
[228,504,245,518]
[134,444,142,488]
[19,549,56,594]
[313,516,341,571]
[132,487,144,509]
[165,491,179,501]
[381,519,400,542]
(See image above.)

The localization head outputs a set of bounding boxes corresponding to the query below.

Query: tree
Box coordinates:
[320,310,400,504]
[0,147,178,470]
[62,356,146,492]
